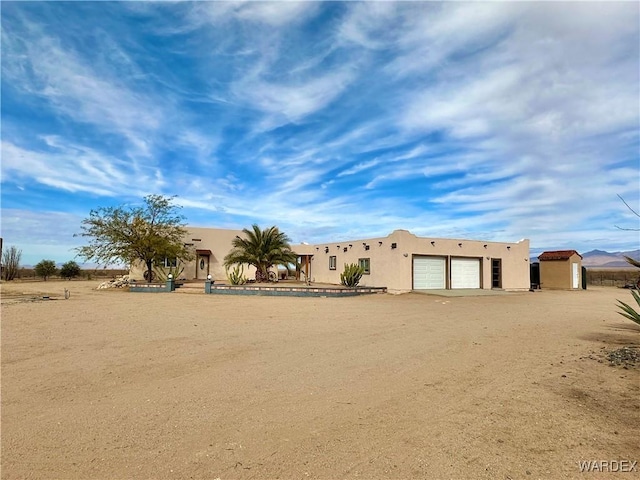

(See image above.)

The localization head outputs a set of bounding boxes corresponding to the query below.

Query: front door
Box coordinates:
[197,255,210,279]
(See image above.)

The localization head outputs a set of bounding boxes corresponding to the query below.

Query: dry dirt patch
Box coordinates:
[1,283,638,479]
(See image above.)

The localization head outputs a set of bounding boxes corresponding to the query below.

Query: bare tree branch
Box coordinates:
[615,194,640,231]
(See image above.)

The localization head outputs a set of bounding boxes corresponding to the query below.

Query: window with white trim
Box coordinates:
[329,256,337,270]
[162,257,177,268]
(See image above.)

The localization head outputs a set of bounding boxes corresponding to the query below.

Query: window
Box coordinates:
[358,258,370,275]
[163,257,177,268]
[329,256,337,270]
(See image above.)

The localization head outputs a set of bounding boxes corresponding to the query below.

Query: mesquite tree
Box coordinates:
[75,195,193,282]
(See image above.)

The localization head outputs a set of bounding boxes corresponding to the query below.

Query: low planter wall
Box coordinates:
[204,282,386,297]
[129,283,169,293]
[129,280,181,293]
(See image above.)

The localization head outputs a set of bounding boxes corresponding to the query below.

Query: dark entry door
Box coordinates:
[491,259,502,288]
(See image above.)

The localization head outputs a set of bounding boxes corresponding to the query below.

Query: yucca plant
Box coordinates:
[340,263,364,287]
[153,264,185,282]
[616,289,640,326]
[616,255,640,327]
[226,264,247,285]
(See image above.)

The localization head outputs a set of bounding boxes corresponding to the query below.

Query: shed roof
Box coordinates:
[538,250,582,261]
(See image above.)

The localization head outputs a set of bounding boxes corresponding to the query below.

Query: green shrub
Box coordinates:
[226,265,247,285]
[60,261,81,280]
[340,263,364,287]
[34,259,58,281]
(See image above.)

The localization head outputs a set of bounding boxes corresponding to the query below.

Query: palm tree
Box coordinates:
[224,225,297,282]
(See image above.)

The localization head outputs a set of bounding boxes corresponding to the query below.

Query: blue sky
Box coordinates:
[2,1,639,266]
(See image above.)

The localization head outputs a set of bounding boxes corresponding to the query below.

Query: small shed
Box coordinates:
[538,250,583,290]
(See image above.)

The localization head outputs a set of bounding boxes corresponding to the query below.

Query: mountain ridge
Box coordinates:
[581,249,639,267]
[530,249,639,267]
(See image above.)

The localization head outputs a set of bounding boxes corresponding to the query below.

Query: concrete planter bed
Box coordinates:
[205,282,386,297]
[129,280,183,293]
[129,284,168,293]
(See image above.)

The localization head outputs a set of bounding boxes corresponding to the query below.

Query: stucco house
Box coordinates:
[130,227,531,294]
[537,250,583,290]
[292,229,530,294]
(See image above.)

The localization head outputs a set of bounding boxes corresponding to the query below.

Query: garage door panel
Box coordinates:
[413,257,446,289]
[451,258,480,289]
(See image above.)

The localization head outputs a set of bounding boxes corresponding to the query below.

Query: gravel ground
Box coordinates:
[606,346,639,367]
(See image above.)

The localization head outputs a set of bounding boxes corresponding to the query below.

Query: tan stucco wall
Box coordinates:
[291,230,530,294]
[129,227,256,282]
[539,254,582,290]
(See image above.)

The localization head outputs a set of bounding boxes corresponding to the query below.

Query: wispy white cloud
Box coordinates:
[2,7,225,168]
[1,140,163,197]
[337,1,400,50]
[2,21,161,157]
[337,159,381,178]
[233,1,318,27]
[234,67,356,125]
[186,1,319,29]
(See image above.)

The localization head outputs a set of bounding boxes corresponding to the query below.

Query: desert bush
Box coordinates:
[35,259,58,281]
[226,265,247,285]
[60,261,81,280]
[340,263,364,287]
[2,245,22,281]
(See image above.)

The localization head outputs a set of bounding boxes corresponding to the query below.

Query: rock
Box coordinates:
[606,346,639,368]
[96,275,131,290]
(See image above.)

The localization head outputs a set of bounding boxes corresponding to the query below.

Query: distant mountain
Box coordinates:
[529,249,639,267]
[581,249,639,267]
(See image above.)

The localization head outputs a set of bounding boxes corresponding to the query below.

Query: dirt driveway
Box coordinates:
[1,281,638,479]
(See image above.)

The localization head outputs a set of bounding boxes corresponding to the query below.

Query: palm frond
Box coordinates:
[223,225,296,281]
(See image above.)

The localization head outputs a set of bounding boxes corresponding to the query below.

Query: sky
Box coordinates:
[1,1,639,266]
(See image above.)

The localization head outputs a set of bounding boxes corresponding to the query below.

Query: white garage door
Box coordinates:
[413,257,446,289]
[451,258,481,289]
